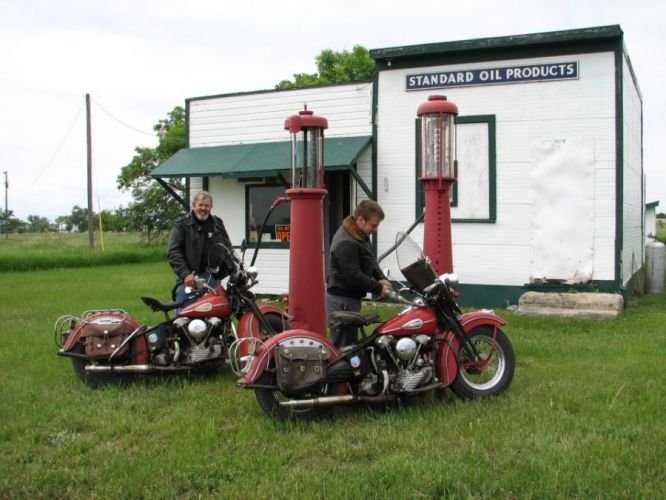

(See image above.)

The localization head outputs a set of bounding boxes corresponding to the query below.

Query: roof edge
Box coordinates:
[369,25,623,62]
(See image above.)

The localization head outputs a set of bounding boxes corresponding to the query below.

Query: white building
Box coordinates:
[153,25,645,308]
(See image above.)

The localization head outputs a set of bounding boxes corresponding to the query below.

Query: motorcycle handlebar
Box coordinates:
[387,290,422,307]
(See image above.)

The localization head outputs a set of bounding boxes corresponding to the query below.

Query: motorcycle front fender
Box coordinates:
[237,330,340,386]
[460,311,506,333]
[435,311,507,387]
[237,304,289,340]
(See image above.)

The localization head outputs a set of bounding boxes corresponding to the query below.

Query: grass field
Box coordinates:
[0,232,164,272]
[1,252,665,497]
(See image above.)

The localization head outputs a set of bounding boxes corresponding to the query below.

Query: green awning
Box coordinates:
[151,136,372,179]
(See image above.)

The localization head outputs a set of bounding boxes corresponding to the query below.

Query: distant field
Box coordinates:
[0,231,165,272]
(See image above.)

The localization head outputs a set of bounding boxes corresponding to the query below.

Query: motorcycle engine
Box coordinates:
[360,334,434,394]
[147,317,225,366]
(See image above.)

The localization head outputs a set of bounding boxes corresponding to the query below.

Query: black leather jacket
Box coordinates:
[167,211,231,282]
[327,216,386,299]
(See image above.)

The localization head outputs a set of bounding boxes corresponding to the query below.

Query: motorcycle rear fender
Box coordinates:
[237,330,340,386]
[59,312,148,364]
[435,311,506,386]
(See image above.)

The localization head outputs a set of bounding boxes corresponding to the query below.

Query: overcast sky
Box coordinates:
[1,0,664,221]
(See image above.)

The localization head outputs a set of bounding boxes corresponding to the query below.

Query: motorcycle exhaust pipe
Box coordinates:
[85,365,193,374]
[279,394,389,408]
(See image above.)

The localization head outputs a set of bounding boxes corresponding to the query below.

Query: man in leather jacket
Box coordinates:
[168,191,232,303]
[326,200,393,347]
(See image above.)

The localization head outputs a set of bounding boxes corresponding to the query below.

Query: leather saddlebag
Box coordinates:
[79,313,136,360]
[275,341,329,395]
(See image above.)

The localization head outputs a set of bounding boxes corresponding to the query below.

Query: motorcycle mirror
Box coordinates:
[240,238,248,260]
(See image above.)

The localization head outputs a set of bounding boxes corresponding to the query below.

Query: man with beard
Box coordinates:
[168,191,232,303]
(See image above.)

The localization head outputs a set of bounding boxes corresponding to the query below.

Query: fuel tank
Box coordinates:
[375,307,437,336]
[180,286,231,318]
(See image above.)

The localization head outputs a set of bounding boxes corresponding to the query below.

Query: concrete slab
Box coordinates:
[516,291,624,320]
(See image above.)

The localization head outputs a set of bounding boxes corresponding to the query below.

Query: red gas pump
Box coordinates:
[283,107,328,335]
[417,95,458,275]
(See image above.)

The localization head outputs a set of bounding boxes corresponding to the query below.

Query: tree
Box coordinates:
[0,209,24,234]
[276,45,375,89]
[117,106,187,242]
[26,214,51,233]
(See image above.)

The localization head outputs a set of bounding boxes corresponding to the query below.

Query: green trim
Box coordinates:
[646,201,659,210]
[371,71,380,259]
[525,280,617,294]
[349,168,373,199]
[185,99,190,149]
[371,25,623,70]
[614,40,624,292]
[414,115,496,223]
[453,279,622,309]
[152,136,371,179]
[455,284,525,309]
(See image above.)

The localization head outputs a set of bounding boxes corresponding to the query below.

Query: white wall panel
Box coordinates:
[376,52,617,285]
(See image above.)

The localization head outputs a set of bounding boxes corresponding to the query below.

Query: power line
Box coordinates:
[91,97,155,136]
[14,101,85,195]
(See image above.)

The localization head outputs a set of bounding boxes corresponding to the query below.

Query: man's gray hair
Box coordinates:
[191,191,213,206]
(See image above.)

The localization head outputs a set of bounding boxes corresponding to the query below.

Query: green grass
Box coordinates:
[1,262,665,498]
[657,218,666,242]
[0,232,164,272]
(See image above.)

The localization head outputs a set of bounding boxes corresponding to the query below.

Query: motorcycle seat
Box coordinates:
[141,296,183,313]
[328,311,380,329]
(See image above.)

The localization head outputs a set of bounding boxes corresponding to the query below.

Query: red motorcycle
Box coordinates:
[55,244,287,388]
[235,232,515,420]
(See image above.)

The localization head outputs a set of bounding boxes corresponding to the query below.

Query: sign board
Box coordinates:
[406,61,578,91]
[275,224,290,242]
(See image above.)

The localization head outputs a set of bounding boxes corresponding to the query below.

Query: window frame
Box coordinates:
[414,114,497,223]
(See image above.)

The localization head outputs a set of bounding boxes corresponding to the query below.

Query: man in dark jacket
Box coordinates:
[326,200,392,347]
[168,191,232,303]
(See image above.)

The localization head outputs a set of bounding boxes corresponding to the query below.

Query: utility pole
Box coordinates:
[86,93,94,249]
[3,170,7,239]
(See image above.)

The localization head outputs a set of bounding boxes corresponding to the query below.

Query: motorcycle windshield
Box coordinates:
[395,232,438,293]
[208,243,235,279]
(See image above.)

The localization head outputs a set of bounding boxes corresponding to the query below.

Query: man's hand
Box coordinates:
[379,278,393,291]
[379,279,393,298]
[184,273,196,288]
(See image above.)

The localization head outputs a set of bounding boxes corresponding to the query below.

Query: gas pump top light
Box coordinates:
[284,107,329,189]
[417,95,458,180]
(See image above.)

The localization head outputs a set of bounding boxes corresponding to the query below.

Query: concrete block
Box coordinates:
[517,291,624,320]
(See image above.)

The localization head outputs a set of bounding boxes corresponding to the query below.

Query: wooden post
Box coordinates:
[86,94,94,249]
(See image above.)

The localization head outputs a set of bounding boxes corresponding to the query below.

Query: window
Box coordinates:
[246,184,291,247]
[415,115,496,223]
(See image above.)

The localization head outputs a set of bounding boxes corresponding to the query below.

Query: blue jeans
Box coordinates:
[174,272,221,312]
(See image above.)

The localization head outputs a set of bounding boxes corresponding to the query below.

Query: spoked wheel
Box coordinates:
[71,343,133,389]
[254,373,330,421]
[450,326,515,399]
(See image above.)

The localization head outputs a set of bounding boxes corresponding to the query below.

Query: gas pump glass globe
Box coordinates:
[293,128,323,188]
[421,113,456,179]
